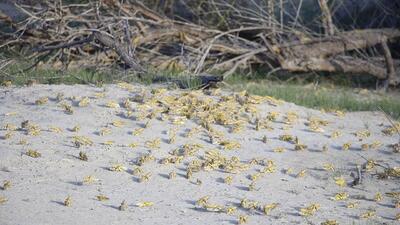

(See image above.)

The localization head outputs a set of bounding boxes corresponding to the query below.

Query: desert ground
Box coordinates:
[0,84,399,225]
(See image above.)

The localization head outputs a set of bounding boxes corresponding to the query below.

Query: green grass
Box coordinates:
[1,62,119,85]
[225,76,400,119]
[1,61,204,89]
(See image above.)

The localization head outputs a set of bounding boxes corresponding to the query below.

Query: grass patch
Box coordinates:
[0,57,203,89]
[225,76,400,119]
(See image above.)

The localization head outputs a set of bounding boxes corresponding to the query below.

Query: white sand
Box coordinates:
[0,84,399,225]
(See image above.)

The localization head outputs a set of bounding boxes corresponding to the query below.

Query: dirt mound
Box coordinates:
[0,84,399,224]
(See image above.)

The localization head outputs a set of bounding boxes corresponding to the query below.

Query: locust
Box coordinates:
[169,171,176,179]
[26,150,41,158]
[128,142,138,149]
[119,200,128,211]
[248,182,257,191]
[274,147,285,153]
[263,203,279,215]
[26,124,41,136]
[18,139,28,145]
[330,131,342,139]
[374,193,383,202]
[139,172,151,183]
[103,140,114,146]
[224,176,233,185]
[94,92,106,99]
[78,97,90,107]
[240,199,259,210]
[332,192,348,201]
[35,97,48,105]
[262,135,268,143]
[0,196,7,204]
[323,163,335,172]
[299,203,320,216]
[136,201,154,207]
[267,111,279,121]
[225,206,236,215]
[132,128,144,136]
[354,130,371,139]
[106,101,120,109]
[321,220,339,225]
[360,210,376,219]
[219,140,241,150]
[334,177,346,187]
[186,167,193,179]
[72,136,93,147]
[196,196,210,206]
[346,202,359,208]
[56,93,64,101]
[136,154,155,166]
[99,128,111,136]
[2,180,11,190]
[168,128,177,144]
[294,143,307,151]
[3,132,13,140]
[82,175,96,185]
[112,120,125,127]
[238,215,248,224]
[279,134,294,143]
[132,167,143,176]
[64,196,72,207]
[296,169,306,178]
[61,103,74,114]
[145,138,161,149]
[109,164,125,172]
[284,167,293,174]
[96,195,109,201]
[78,151,88,161]
[342,142,351,151]
[71,125,80,132]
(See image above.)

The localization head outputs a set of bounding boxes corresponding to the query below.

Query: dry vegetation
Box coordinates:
[0,0,399,88]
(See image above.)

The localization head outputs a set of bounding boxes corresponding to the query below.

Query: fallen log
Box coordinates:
[275,29,400,85]
[277,29,400,59]
[281,56,388,80]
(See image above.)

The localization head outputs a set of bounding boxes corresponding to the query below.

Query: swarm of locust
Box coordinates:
[157,90,272,136]
[202,150,249,173]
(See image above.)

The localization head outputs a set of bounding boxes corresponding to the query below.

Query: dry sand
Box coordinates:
[0,84,399,225]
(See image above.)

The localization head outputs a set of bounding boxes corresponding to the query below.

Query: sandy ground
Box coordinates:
[0,84,399,225]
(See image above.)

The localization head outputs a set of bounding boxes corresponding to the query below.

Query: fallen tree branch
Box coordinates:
[93,31,143,72]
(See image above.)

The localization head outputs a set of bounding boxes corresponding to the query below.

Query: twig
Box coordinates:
[378,106,400,139]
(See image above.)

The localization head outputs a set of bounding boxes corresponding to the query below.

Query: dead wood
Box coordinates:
[92,31,143,72]
[0,0,399,87]
[318,0,335,36]
[276,29,400,85]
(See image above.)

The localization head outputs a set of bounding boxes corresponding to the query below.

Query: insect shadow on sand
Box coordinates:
[50,200,65,206]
